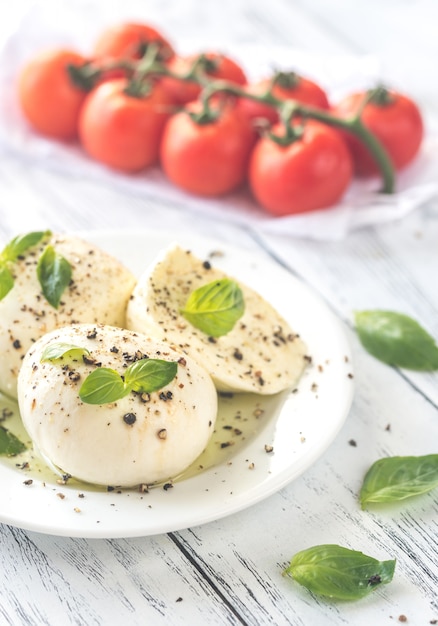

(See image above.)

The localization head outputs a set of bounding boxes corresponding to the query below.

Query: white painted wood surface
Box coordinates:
[0,1,437,624]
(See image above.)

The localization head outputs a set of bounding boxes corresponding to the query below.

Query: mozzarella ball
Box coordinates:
[126,245,308,394]
[17,324,217,487]
[0,233,136,398]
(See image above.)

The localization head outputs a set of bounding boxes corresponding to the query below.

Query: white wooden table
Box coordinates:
[0,1,437,624]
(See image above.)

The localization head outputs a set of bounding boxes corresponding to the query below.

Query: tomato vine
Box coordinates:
[71,44,396,193]
[18,23,424,215]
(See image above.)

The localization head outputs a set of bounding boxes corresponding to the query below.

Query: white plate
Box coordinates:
[0,229,354,538]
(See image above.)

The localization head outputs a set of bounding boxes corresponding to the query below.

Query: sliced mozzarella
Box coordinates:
[17,324,217,487]
[126,245,308,394]
[0,233,136,398]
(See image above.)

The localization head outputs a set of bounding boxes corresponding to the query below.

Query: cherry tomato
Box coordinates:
[161,52,247,106]
[160,101,256,196]
[334,88,424,176]
[237,72,330,125]
[93,22,174,62]
[78,78,174,172]
[249,120,353,216]
[18,49,89,140]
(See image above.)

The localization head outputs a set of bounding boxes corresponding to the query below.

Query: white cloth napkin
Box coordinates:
[0,0,437,240]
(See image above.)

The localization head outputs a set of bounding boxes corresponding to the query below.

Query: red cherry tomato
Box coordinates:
[78,78,174,172]
[249,120,353,216]
[93,22,175,62]
[237,72,330,125]
[334,88,424,176]
[160,101,256,196]
[161,52,247,106]
[18,49,89,140]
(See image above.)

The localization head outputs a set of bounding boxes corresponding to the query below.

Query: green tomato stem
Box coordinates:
[130,43,162,83]
[201,79,395,193]
[347,117,395,193]
[269,99,304,145]
[283,103,395,194]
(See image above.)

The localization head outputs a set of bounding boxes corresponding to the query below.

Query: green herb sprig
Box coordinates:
[36,245,72,309]
[41,343,90,362]
[41,343,178,405]
[0,426,26,456]
[79,358,178,404]
[0,230,72,309]
[1,230,50,263]
[283,544,396,601]
[0,230,50,301]
[0,265,14,301]
[181,278,245,337]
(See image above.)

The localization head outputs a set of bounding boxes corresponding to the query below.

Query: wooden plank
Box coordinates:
[0,525,247,625]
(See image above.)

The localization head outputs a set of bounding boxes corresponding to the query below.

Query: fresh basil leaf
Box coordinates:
[36,245,72,309]
[355,310,438,371]
[181,278,245,337]
[0,426,26,456]
[79,358,178,405]
[284,544,396,601]
[0,264,14,301]
[1,230,50,262]
[360,454,438,509]
[124,358,178,393]
[41,343,90,362]
[79,368,130,405]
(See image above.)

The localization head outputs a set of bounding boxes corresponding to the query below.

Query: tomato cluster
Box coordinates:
[17,22,424,216]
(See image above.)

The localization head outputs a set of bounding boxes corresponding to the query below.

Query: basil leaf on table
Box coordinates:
[181,278,245,337]
[0,426,26,456]
[283,544,396,601]
[36,245,72,309]
[354,310,438,371]
[360,454,438,509]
